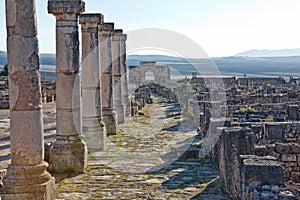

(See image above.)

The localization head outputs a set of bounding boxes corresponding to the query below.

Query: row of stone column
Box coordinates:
[47,1,130,171]
[79,14,129,151]
[1,0,129,199]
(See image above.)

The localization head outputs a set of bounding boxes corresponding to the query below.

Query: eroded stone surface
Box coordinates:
[1,0,55,198]
[47,0,87,174]
[55,101,230,199]
[80,13,107,151]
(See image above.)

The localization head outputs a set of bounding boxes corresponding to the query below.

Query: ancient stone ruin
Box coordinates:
[0,0,55,199]
[0,0,300,199]
[80,13,107,151]
[0,0,132,198]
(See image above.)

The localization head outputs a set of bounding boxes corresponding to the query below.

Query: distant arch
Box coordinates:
[128,61,170,89]
[144,70,155,83]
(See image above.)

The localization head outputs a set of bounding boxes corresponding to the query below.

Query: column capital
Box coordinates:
[112,29,123,41]
[120,33,127,41]
[114,29,123,34]
[79,13,104,25]
[48,0,85,15]
[99,23,114,33]
[80,13,103,32]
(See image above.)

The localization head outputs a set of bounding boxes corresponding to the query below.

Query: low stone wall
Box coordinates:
[212,127,255,199]
[262,122,300,143]
[240,155,290,200]
[227,103,289,117]
[255,122,300,183]
[255,142,300,182]
[211,127,297,199]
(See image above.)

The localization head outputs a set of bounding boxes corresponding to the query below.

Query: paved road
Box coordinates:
[55,101,231,200]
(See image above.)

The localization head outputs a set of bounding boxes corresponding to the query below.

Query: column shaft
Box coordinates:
[80,14,107,150]
[112,30,125,123]
[120,34,130,117]
[99,23,117,135]
[47,0,87,173]
[0,0,55,199]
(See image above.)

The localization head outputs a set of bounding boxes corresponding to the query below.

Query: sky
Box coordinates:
[0,0,300,57]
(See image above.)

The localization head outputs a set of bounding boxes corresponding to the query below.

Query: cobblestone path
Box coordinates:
[55,101,231,200]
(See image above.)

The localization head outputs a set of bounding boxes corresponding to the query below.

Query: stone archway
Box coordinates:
[128,61,170,89]
[144,70,155,83]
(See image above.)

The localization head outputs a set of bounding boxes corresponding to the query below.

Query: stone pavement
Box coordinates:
[55,100,231,200]
[0,103,57,170]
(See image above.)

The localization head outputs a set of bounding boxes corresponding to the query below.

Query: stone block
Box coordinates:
[79,13,103,25]
[255,145,268,156]
[0,163,55,200]
[219,127,255,199]
[48,0,85,15]
[291,172,300,181]
[82,117,107,150]
[49,136,87,174]
[265,123,284,142]
[276,143,292,154]
[241,155,284,200]
[281,154,297,162]
[291,143,300,153]
[287,105,299,121]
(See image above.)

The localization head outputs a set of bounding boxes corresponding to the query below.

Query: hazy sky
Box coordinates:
[0,0,299,57]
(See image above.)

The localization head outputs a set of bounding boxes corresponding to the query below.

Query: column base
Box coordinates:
[123,98,130,117]
[0,162,55,200]
[102,108,118,135]
[48,135,87,174]
[83,117,107,151]
[114,103,125,124]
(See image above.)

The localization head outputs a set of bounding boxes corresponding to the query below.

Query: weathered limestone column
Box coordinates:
[47,0,87,173]
[79,14,107,151]
[112,30,125,123]
[120,33,130,117]
[0,0,55,199]
[99,23,118,135]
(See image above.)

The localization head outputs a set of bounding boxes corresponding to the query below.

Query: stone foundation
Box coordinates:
[102,109,118,135]
[255,142,300,182]
[0,163,55,200]
[48,135,87,174]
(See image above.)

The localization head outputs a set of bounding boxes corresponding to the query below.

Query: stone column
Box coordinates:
[120,33,130,117]
[99,23,118,135]
[0,0,55,199]
[79,14,107,151]
[47,0,87,173]
[112,30,125,123]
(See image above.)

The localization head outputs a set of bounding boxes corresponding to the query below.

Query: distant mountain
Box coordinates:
[1,52,300,80]
[129,54,300,80]
[0,51,7,65]
[235,48,300,57]
[0,51,55,65]
[128,55,188,64]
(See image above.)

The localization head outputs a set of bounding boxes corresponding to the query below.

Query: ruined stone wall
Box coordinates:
[212,127,255,199]
[264,122,300,143]
[255,122,300,182]
[237,77,285,87]
[227,102,293,117]
[210,126,297,199]
[256,142,300,182]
